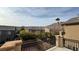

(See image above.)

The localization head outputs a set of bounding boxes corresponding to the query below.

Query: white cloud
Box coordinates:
[0,7,54,26]
[0,8,31,26]
[0,7,78,26]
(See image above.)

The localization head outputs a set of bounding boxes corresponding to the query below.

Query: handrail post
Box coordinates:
[55,35,60,47]
[55,35,64,47]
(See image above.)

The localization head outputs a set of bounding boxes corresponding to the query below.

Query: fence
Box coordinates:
[63,38,79,51]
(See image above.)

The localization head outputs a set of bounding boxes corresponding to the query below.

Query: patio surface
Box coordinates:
[46,46,72,51]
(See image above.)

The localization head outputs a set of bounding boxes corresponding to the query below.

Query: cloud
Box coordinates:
[10,7,72,18]
[0,7,79,26]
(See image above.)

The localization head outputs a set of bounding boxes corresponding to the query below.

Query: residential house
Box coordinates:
[16,26,46,33]
[0,25,16,44]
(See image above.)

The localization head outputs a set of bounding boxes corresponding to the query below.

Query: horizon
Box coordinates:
[0,7,79,26]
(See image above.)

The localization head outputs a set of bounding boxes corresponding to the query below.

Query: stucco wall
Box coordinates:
[64,25,79,40]
[0,40,22,51]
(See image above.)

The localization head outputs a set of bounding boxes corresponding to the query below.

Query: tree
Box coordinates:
[56,18,60,21]
[19,27,28,40]
[19,27,37,41]
[56,18,60,25]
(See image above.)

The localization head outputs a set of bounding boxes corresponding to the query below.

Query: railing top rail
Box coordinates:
[64,38,79,42]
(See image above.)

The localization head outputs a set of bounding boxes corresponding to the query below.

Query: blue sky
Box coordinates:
[0,7,79,26]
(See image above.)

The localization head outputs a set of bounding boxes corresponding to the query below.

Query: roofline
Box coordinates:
[62,22,79,26]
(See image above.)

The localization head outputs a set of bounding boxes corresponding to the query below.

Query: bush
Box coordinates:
[36,32,46,39]
[26,32,37,40]
[19,30,27,40]
[36,32,53,40]
[19,27,54,41]
[19,29,37,41]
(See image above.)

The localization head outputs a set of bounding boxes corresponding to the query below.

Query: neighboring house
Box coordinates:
[16,26,46,33]
[0,25,16,44]
[26,26,45,33]
[44,27,50,32]
[62,17,79,40]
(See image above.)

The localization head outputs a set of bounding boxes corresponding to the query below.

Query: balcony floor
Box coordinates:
[46,46,72,51]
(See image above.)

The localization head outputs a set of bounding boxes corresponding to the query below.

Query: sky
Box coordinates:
[0,7,79,26]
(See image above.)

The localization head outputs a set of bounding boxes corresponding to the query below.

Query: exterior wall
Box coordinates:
[16,27,45,33]
[45,28,50,32]
[63,25,79,40]
[0,30,16,43]
[55,35,63,47]
[0,40,22,51]
[0,26,16,43]
[0,26,15,30]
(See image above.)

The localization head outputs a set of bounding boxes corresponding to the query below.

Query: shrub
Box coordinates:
[19,29,27,40]
[26,32,37,40]
[36,32,46,39]
[19,28,37,41]
[19,27,54,41]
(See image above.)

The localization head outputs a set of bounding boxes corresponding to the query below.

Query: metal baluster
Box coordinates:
[68,40,69,49]
[67,40,69,48]
[74,42,76,51]
[66,40,68,48]
[78,43,79,51]
[64,39,65,47]
[73,42,75,51]
[68,41,69,48]
[65,40,67,48]
[71,41,73,50]
[69,41,72,49]
[76,42,78,51]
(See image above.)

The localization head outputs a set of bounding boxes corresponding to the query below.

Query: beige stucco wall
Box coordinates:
[64,25,79,40]
[0,40,22,51]
[45,28,50,32]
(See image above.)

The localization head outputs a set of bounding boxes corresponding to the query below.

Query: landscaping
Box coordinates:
[18,27,56,51]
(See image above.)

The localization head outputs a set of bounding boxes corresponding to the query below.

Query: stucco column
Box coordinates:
[55,34,64,47]
[55,35,60,47]
[59,31,64,47]
[59,36,63,47]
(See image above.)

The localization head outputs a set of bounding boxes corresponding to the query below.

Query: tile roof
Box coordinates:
[63,16,79,25]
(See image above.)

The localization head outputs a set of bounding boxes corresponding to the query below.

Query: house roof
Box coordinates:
[26,26,45,30]
[62,17,79,25]
[0,25,45,31]
[16,26,45,31]
[0,25,15,30]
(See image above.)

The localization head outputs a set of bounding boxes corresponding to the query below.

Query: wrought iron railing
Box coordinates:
[63,38,79,51]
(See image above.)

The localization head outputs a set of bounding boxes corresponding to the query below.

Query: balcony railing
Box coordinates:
[63,38,79,51]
